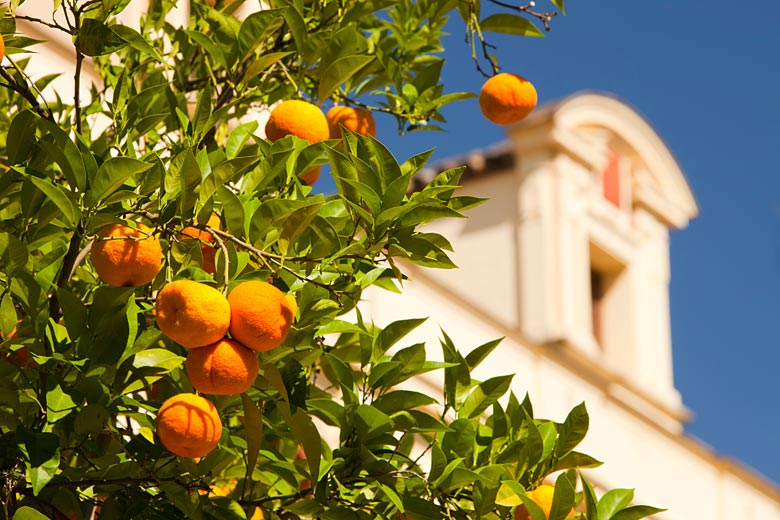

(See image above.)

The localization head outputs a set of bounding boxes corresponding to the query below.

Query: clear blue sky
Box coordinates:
[317,1,780,483]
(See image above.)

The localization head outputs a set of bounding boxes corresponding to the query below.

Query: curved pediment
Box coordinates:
[509,92,699,229]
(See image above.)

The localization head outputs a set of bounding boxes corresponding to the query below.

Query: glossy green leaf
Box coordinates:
[555,402,589,456]
[611,506,667,520]
[318,55,373,101]
[76,19,128,55]
[459,374,513,419]
[46,385,77,423]
[372,390,438,415]
[597,489,635,520]
[27,176,80,228]
[87,157,152,206]
[549,473,576,520]
[13,506,50,520]
[480,13,544,37]
[241,393,263,476]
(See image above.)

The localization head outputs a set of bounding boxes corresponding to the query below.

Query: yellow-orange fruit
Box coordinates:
[180,214,221,274]
[186,338,259,395]
[301,166,321,185]
[227,281,296,352]
[479,73,538,126]
[156,393,222,458]
[514,484,574,520]
[0,34,5,63]
[155,280,231,348]
[265,100,329,144]
[91,223,162,287]
[326,105,377,139]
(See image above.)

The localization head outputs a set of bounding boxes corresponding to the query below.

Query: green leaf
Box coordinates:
[0,232,29,276]
[0,292,16,336]
[500,481,546,520]
[237,9,286,59]
[111,25,165,61]
[12,507,50,520]
[549,473,576,520]
[199,157,256,206]
[597,489,635,520]
[289,408,322,484]
[282,3,307,53]
[24,432,60,495]
[132,348,184,371]
[551,0,565,15]
[373,390,438,416]
[375,317,427,361]
[241,393,263,476]
[611,506,667,520]
[552,451,603,472]
[355,404,393,442]
[464,337,503,370]
[480,13,544,37]
[555,402,589,457]
[581,472,599,520]
[46,385,77,423]
[242,51,294,83]
[459,374,513,419]
[87,157,152,207]
[76,19,128,56]
[27,176,80,228]
[318,55,373,101]
[226,121,258,159]
[6,110,38,164]
[208,498,248,520]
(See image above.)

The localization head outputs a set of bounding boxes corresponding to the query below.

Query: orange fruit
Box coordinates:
[186,338,259,394]
[180,214,221,274]
[156,393,222,458]
[265,100,329,144]
[479,73,538,126]
[155,280,231,348]
[301,166,321,185]
[514,484,574,520]
[91,223,162,287]
[326,105,377,140]
[227,281,296,352]
[0,34,5,64]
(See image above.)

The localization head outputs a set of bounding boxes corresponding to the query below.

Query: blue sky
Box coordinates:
[317,1,780,483]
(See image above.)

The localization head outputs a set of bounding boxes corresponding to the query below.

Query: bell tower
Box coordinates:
[511,93,699,416]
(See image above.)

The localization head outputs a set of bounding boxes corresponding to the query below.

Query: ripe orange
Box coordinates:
[301,166,321,185]
[479,73,538,126]
[0,34,5,63]
[91,223,163,287]
[227,281,296,352]
[186,338,259,395]
[0,324,37,368]
[326,105,377,140]
[514,484,574,520]
[155,280,231,348]
[265,100,329,144]
[156,393,222,458]
[180,214,221,274]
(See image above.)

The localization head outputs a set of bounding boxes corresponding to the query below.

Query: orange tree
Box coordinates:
[0,0,664,519]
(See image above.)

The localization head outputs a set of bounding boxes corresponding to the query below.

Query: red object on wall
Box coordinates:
[603,149,621,208]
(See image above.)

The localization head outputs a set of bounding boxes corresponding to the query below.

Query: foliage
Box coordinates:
[0,0,663,519]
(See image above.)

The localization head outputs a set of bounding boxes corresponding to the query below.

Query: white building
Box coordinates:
[360,93,780,519]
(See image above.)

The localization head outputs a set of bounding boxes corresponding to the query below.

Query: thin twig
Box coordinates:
[12,14,70,33]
